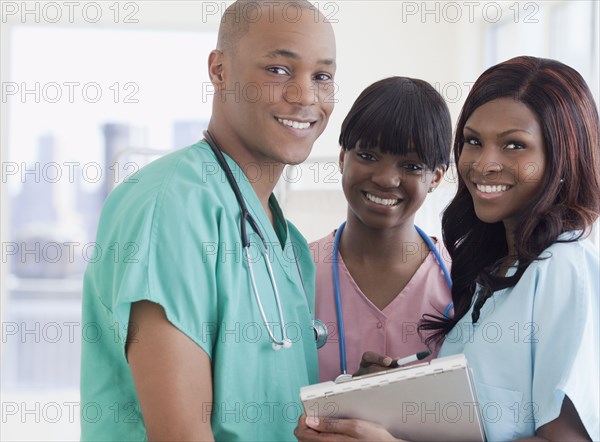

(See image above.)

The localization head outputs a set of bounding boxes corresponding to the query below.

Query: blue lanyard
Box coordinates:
[332,221,453,374]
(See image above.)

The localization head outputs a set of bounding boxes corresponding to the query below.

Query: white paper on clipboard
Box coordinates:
[301,354,486,442]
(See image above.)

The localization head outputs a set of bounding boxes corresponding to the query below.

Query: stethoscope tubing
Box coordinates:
[203,131,290,348]
[332,225,348,373]
[332,221,453,374]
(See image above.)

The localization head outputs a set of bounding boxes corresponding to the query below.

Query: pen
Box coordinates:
[389,350,431,368]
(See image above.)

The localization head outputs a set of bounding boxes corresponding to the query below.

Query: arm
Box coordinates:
[127,300,215,441]
[517,396,591,442]
[295,396,590,442]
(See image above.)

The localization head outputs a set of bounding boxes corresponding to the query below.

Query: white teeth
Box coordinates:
[277,118,311,130]
[365,193,399,206]
[476,184,510,193]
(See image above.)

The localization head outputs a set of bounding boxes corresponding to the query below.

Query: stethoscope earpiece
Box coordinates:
[272,339,292,351]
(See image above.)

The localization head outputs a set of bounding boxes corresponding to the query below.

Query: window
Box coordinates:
[2,26,216,440]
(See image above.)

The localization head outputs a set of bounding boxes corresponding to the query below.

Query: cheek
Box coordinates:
[341,182,355,208]
[457,157,472,181]
[318,85,336,113]
[519,160,545,186]
[340,173,351,196]
[318,100,334,121]
[404,180,429,201]
[410,191,429,210]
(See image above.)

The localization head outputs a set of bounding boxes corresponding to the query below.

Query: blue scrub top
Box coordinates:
[80,141,318,441]
[440,234,599,441]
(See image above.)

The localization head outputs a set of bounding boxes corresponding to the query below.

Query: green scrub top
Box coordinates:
[80,141,318,441]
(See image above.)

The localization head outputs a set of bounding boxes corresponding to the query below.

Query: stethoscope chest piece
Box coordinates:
[313,319,328,349]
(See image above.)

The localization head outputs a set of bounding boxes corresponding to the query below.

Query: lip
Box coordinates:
[362,191,402,208]
[275,116,317,131]
[276,115,316,124]
[471,182,513,200]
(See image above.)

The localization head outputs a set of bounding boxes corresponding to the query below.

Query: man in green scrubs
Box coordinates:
[80,1,337,439]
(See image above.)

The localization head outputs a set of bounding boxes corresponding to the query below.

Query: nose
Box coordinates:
[469,146,503,180]
[283,75,317,106]
[371,162,401,189]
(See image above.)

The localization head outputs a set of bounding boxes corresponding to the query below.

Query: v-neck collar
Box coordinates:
[335,234,437,318]
[217,147,299,283]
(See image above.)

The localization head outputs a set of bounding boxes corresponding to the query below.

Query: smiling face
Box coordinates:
[458,98,547,235]
[341,145,444,231]
[209,6,336,169]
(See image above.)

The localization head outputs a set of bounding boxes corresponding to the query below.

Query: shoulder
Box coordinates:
[530,234,598,274]
[520,235,599,315]
[112,141,220,196]
[287,220,309,247]
[309,230,336,248]
[549,232,597,256]
[94,142,233,258]
[429,236,452,269]
[102,142,228,223]
[309,230,336,264]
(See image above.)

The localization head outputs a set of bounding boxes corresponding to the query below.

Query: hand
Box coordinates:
[295,414,403,441]
[353,351,394,377]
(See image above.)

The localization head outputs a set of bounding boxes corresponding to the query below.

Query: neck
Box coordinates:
[503,221,517,257]
[499,222,518,276]
[339,216,425,265]
[206,124,285,217]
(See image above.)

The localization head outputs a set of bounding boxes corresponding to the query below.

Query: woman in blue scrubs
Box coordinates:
[296,56,599,441]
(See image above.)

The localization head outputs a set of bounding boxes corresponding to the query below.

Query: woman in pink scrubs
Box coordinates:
[311,77,454,382]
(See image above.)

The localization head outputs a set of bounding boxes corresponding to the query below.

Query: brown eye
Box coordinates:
[402,163,424,173]
[463,136,480,146]
[356,151,376,162]
[267,67,289,75]
[505,142,526,150]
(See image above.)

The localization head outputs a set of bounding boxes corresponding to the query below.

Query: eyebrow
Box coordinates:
[264,49,336,67]
[464,126,532,137]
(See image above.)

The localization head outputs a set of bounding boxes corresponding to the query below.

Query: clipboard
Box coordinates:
[301,354,486,442]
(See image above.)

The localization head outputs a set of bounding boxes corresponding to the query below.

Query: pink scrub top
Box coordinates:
[311,230,453,382]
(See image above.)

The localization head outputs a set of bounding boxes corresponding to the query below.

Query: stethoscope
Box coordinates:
[203,131,327,351]
[332,221,454,375]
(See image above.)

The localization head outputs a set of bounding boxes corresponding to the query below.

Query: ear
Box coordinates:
[429,166,445,191]
[338,148,346,173]
[208,50,225,86]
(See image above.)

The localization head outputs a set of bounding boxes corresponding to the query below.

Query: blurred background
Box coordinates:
[1,1,598,439]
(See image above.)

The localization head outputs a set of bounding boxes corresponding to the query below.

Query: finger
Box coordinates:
[355,351,393,376]
[295,415,328,441]
[307,417,400,441]
[359,351,393,368]
[306,416,361,438]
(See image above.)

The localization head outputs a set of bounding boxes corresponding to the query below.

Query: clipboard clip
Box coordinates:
[334,373,353,384]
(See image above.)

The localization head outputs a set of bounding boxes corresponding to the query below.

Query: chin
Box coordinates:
[282,145,314,165]
[474,211,502,225]
[286,154,311,166]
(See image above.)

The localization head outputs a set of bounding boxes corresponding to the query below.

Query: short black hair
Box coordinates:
[217,0,319,54]
[339,76,452,170]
